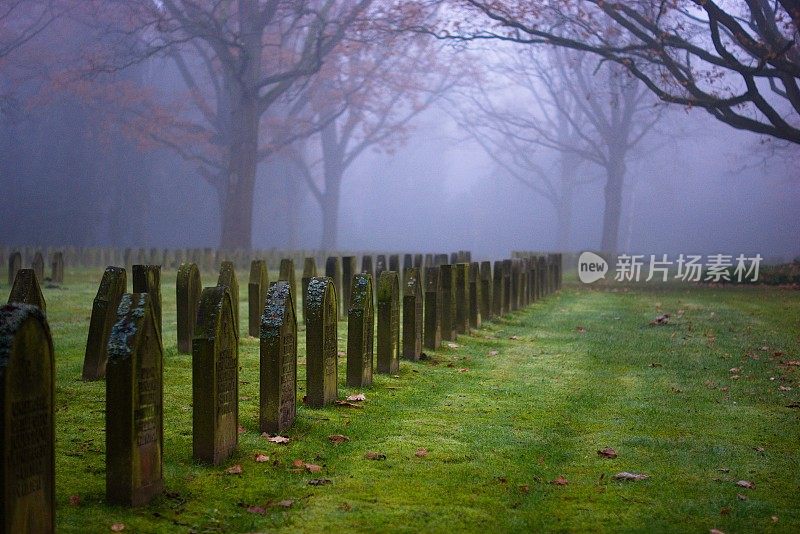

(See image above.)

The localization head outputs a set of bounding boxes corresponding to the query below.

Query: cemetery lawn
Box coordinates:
[30,271,800,533]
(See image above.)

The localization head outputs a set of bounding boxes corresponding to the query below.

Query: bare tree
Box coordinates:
[451,46,662,252]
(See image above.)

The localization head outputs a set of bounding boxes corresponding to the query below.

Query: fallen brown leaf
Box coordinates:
[597,447,618,459]
[736,480,755,489]
[305,463,322,473]
[772,516,779,523]
[786,360,800,366]
[710,529,725,534]
[329,434,350,444]
[264,435,290,444]
[346,393,366,402]
[488,350,499,356]
[576,326,586,333]
[254,454,270,463]
[550,475,568,486]
[519,484,530,493]
[779,385,792,391]
[613,472,649,481]
[338,502,352,511]
[246,506,266,515]
[737,493,748,501]
[276,499,294,508]
[110,523,125,532]
[334,400,363,408]
[308,478,332,486]
[365,451,387,460]
[68,494,80,506]
[292,459,305,468]
[446,342,460,348]
[415,448,429,458]
[238,425,246,434]
[458,368,469,373]
[649,314,670,326]
[720,506,731,515]
[225,464,242,475]
[729,367,741,373]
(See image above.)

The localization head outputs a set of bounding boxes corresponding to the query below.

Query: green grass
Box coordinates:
[6,269,800,533]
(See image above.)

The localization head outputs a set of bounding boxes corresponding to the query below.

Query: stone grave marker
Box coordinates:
[325,256,343,318]
[375,255,387,278]
[341,256,356,315]
[469,262,482,329]
[402,268,423,361]
[7,251,21,287]
[502,260,512,313]
[31,253,44,283]
[259,281,297,433]
[50,252,64,285]
[376,271,400,374]
[493,260,505,316]
[106,293,164,506]
[216,261,239,334]
[346,274,374,387]
[0,303,55,533]
[248,260,268,337]
[301,257,317,324]
[439,265,457,341]
[389,254,400,273]
[192,286,239,465]
[424,267,441,350]
[176,263,202,354]
[480,261,493,321]
[455,263,470,334]
[83,267,127,380]
[305,277,338,407]
[7,270,46,312]
[132,265,162,336]
[403,254,413,272]
[279,258,297,307]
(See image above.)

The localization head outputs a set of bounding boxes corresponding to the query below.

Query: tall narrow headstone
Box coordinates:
[375,255,387,279]
[301,257,317,324]
[192,286,239,465]
[106,293,164,506]
[176,263,202,354]
[424,267,441,350]
[493,260,505,316]
[216,261,239,334]
[502,260,512,313]
[83,267,127,380]
[279,258,297,308]
[361,255,374,278]
[7,251,21,287]
[469,262,482,329]
[325,256,343,318]
[1,303,55,534]
[403,254,413,272]
[132,265,162,335]
[31,253,44,283]
[480,261,493,321]
[50,252,64,285]
[248,260,268,337]
[376,271,400,374]
[439,265,457,341]
[7,269,46,312]
[260,281,297,433]
[341,256,356,315]
[305,277,338,407]
[455,263,470,334]
[402,268,423,361]
[346,274,374,387]
[389,254,400,273]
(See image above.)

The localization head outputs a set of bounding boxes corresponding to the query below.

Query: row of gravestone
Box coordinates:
[1,254,562,531]
[6,251,64,287]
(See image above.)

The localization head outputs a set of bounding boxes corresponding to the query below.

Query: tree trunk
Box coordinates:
[600,153,626,255]
[556,152,576,251]
[319,122,344,250]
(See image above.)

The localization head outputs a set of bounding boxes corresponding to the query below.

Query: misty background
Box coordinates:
[0,3,797,262]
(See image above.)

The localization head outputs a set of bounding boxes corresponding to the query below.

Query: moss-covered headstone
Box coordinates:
[439,265,457,341]
[361,255,373,278]
[132,265,162,336]
[279,258,297,308]
[259,281,297,433]
[469,262,482,329]
[325,256,343,319]
[216,261,239,334]
[31,253,44,284]
[376,271,399,374]
[106,293,164,506]
[305,277,338,407]
[389,254,400,273]
[1,303,55,534]
[7,251,21,287]
[424,267,441,350]
[346,274,373,387]
[341,256,357,315]
[455,263,470,335]
[480,261,493,321]
[8,269,46,313]
[192,286,239,465]
[83,267,127,380]
[301,257,317,324]
[176,263,202,354]
[402,268,423,361]
[50,252,64,285]
[248,260,268,337]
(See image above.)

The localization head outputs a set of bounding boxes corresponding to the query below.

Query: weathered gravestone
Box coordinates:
[493,260,505,316]
[7,251,21,287]
[50,252,64,286]
[402,268,423,361]
[325,257,343,318]
[301,257,317,324]
[538,256,547,298]
[376,271,400,374]
[176,263,202,354]
[248,260,268,337]
[192,286,239,465]
[8,270,46,313]
[305,277,338,407]
[435,254,448,267]
[480,261,493,321]
[403,254,413,272]
[502,260,512,313]
[455,263,470,335]
[341,256,357,315]
[132,265,162,336]
[0,303,55,534]
[259,281,297,433]
[389,254,400,273]
[450,252,458,265]
[424,267,441,350]
[216,261,239,334]
[439,265,457,341]
[31,253,44,284]
[361,255,374,279]
[469,262,482,329]
[106,293,164,506]
[346,274,373,387]
[83,267,127,380]
[279,258,297,308]
[375,255,387,279]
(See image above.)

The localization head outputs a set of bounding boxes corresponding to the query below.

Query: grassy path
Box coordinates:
[25,271,800,533]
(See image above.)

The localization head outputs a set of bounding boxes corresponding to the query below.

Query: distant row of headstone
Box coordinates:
[1,250,561,530]
[5,251,64,287]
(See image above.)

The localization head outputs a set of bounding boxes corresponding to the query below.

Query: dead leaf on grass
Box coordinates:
[613,472,649,481]
[597,447,617,459]
[329,434,350,444]
[736,480,755,489]
[365,451,386,460]
[415,448,428,458]
[225,464,243,475]
[550,475,568,486]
